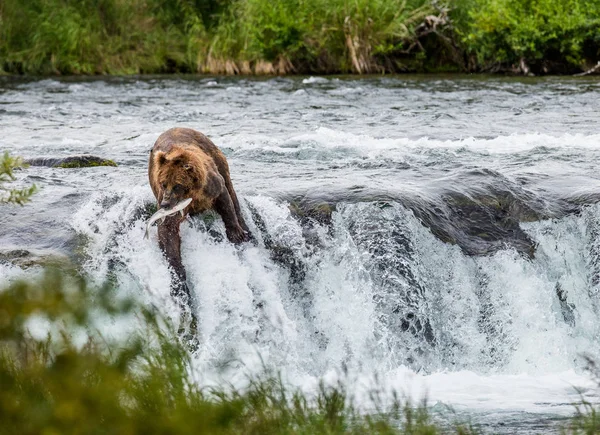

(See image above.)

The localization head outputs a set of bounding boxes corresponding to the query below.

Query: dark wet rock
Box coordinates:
[285,188,545,258]
[0,249,71,269]
[555,283,576,327]
[288,199,336,250]
[566,192,600,211]
[288,199,335,227]
[398,168,557,258]
[246,201,308,284]
[132,201,158,223]
[410,189,543,258]
[26,156,117,168]
[278,167,563,258]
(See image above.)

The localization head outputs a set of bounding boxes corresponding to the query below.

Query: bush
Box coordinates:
[455,0,600,73]
[0,0,438,74]
[0,0,206,74]
[2,0,599,75]
[211,0,435,73]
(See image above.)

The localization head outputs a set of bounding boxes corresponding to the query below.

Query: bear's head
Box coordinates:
[153,146,204,209]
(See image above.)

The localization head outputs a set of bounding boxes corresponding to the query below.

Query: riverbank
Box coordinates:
[1,0,599,76]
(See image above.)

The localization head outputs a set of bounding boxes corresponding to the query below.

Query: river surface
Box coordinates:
[2,75,600,433]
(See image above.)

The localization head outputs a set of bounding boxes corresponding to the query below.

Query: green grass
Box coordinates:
[1,266,600,433]
[0,268,481,434]
[562,355,600,434]
[566,400,600,434]
[0,0,439,75]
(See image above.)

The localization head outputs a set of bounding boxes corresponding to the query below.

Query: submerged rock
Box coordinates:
[410,189,544,258]
[26,156,117,168]
[0,249,71,269]
[280,167,580,258]
[285,190,544,258]
[288,199,335,226]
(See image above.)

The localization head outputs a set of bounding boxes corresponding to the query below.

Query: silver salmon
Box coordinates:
[144,198,193,239]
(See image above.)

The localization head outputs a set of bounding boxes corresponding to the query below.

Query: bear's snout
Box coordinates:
[160,200,173,209]
[160,190,175,209]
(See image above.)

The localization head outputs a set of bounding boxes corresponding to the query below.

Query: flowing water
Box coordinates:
[2,75,600,432]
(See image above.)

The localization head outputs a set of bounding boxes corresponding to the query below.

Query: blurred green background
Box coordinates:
[1,0,598,75]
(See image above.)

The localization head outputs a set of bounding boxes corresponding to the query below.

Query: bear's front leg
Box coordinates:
[157,216,187,285]
[214,191,249,244]
[157,215,199,350]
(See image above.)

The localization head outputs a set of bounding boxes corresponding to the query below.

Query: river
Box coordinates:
[1,75,600,433]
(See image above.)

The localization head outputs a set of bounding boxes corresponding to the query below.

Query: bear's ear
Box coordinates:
[156,152,167,166]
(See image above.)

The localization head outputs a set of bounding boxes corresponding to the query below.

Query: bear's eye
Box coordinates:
[161,182,167,189]
[173,184,187,194]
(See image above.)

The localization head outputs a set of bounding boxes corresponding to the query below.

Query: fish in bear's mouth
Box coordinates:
[144,198,193,239]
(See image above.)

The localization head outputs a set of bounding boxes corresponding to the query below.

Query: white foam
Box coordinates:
[215,128,600,161]
[0,263,36,289]
[302,76,329,84]
[306,368,598,414]
[327,86,366,96]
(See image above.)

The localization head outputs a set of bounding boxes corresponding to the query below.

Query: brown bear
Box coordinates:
[148,127,251,341]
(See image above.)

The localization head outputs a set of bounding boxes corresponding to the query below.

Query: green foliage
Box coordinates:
[0,152,36,205]
[0,0,437,74]
[212,0,435,72]
[56,159,117,168]
[1,0,599,75]
[237,0,307,61]
[149,0,230,30]
[455,0,600,71]
[0,0,206,74]
[0,268,480,434]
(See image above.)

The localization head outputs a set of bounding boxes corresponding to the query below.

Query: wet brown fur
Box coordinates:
[148,127,250,240]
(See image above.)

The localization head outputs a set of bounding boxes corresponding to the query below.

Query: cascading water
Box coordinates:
[2,75,600,432]
[68,190,600,377]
